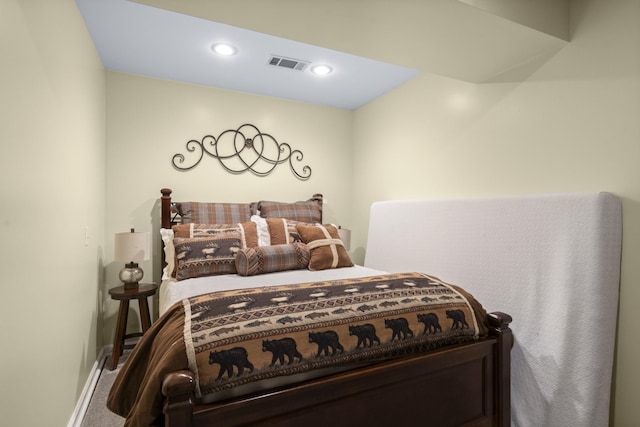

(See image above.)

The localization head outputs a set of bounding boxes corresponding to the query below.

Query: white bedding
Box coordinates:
[159,265,388,315]
[365,192,622,427]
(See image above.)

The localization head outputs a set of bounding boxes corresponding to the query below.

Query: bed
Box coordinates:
[108,188,514,427]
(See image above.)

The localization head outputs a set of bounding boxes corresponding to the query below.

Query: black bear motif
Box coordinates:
[417,313,442,335]
[309,330,344,357]
[208,347,254,381]
[349,324,380,348]
[262,338,303,367]
[384,318,414,341]
[446,309,470,329]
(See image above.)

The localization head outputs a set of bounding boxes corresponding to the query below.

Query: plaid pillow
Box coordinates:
[258,194,322,223]
[235,243,310,276]
[175,202,252,224]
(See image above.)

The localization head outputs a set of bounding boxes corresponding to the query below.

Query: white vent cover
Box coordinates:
[268,55,310,71]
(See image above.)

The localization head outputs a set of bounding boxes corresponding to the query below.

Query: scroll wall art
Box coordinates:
[171,123,311,180]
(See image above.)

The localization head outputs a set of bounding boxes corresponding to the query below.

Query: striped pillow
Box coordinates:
[265,218,314,245]
[235,243,310,276]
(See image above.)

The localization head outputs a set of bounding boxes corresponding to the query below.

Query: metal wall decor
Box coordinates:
[171,123,311,180]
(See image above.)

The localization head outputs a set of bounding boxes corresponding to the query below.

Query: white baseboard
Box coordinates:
[67,345,112,427]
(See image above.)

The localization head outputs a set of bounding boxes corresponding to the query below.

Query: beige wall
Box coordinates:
[104,72,353,336]
[2,0,638,425]
[0,1,106,426]
[352,0,640,425]
[459,0,571,40]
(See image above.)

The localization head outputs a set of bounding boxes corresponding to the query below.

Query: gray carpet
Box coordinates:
[80,353,127,427]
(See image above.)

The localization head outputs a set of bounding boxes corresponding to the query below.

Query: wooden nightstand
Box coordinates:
[108,283,158,370]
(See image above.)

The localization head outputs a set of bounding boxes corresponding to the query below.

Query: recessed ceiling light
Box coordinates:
[211,43,237,56]
[310,64,333,76]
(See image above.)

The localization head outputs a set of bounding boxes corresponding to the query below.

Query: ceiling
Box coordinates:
[76,0,568,110]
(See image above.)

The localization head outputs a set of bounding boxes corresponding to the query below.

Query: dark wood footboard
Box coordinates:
[488,311,513,426]
[162,311,512,427]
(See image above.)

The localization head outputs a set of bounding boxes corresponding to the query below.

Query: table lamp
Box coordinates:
[114,228,151,289]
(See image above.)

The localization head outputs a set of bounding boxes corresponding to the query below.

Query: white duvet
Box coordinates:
[159,265,387,316]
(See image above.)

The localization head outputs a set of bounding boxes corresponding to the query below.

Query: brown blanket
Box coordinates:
[108,273,488,426]
[107,301,189,426]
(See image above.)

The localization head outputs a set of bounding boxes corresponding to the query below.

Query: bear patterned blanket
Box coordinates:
[185,272,488,401]
[108,272,488,427]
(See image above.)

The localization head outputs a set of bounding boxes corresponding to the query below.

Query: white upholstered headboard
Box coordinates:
[365,192,622,427]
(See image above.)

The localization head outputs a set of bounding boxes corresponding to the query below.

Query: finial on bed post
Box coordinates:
[161,188,173,229]
[162,370,195,427]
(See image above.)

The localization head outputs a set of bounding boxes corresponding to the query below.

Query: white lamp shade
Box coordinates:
[337,227,351,251]
[114,230,151,262]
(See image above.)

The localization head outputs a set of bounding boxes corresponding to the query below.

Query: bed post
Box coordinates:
[161,188,172,229]
[488,311,513,427]
[162,370,195,427]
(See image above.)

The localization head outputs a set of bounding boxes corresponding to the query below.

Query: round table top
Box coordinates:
[109,283,158,300]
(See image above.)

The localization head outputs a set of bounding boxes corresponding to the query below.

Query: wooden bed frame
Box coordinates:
[159,188,513,427]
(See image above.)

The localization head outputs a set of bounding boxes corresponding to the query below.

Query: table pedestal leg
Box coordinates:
[110,300,129,370]
[139,297,151,332]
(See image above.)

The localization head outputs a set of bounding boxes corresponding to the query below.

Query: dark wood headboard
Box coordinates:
[160,188,173,229]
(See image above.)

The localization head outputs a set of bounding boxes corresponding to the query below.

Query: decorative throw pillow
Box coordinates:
[235,242,310,276]
[266,218,312,245]
[295,224,353,271]
[237,222,259,248]
[172,222,258,248]
[173,233,242,280]
[258,195,323,224]
[173,223,234,238]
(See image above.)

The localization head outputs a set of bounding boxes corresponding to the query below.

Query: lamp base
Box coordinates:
[119,262,144,290]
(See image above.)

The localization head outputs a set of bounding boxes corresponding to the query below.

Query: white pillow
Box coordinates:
[160,228,175,280]
[250,215,271,246]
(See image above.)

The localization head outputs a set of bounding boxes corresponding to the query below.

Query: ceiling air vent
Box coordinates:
[268,55,310,71]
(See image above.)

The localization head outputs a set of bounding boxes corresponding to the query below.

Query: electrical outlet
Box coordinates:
[84,226,90,246]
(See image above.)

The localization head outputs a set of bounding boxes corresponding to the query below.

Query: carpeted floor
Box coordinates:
[80,353,127,427]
